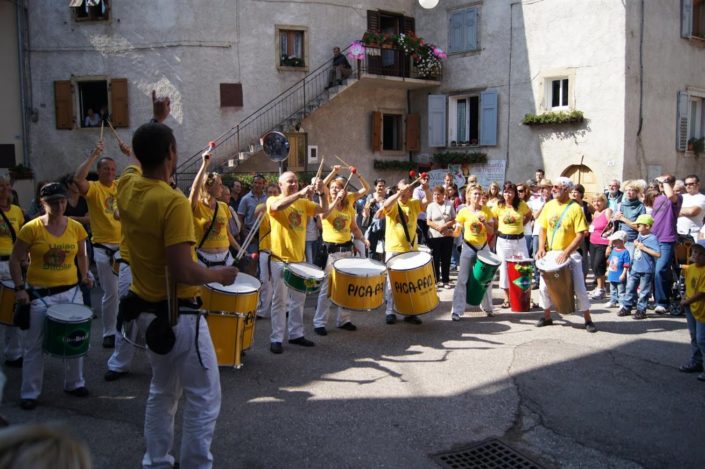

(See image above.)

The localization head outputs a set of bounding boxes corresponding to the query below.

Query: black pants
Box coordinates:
[428,236,454,284]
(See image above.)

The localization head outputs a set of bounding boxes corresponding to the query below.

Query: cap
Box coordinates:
[635,214,654,226]
[39,182,68,201]
[608,230,627,242]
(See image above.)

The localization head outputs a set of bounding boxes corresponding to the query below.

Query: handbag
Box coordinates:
[600,220,615,239]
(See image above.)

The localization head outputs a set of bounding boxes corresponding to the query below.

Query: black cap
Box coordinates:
[39,182,68,201]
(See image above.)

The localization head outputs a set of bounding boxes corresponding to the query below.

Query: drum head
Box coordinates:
[46,304,92,323]
[1,280,14,289]
[333,258,386,276]
[477,251,501,266]
[206,273,261,294]
[387,251,432,270]
[288,262,325,280]
[535,251,571,272]
[416,245,432,254]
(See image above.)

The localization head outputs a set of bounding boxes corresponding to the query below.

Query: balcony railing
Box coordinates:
[357,45,442,81]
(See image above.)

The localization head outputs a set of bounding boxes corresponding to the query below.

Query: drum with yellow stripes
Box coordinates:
[386,251,438,315]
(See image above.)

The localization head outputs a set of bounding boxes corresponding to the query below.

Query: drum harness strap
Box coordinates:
[396,202,416,251]
[463,239,487,253]
[324,241,353,254]
[28,284,80,307]
[196,250,232,268]
[548,200,575,251]
[0,210,16,262]
[198,202,220,250]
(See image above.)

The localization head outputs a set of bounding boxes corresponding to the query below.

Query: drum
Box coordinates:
[330,258,387,311]
[0,280,16,326]
[284,262,325,294]
[536,251,575,315]
[386,251,438,315]
[507,258,534,312]
[466,251,501,306]
[417,245,432,255]
[203,273,261,368]
[43,304,92,358]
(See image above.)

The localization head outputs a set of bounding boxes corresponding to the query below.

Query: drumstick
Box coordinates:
[100,120,104,140]
[314,157,325,183]
[164,267,178,327]
[341,171,355,192]
[236,211,265,261]
[334,154,352,167]
[107,120,125,145]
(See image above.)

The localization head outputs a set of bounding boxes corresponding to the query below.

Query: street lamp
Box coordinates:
[419,0,439,9]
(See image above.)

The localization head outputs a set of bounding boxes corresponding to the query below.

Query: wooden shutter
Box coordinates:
[682,0,693,38]
[367,10,381,33]
[402,16,415,35]
[220,83,243,107]
[428,95,447,148]
[371,111,382,152]
[448,11,463,53]
[465,8,478,51]
[406,113,420,151]
[110,78,129,128]
[676,91,689,151]
[479,89,498,146]
[54,80,74,130]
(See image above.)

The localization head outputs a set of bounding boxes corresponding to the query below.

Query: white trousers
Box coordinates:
[269,260,306,343]
[94,243,119,337]
[197,249,232,267]
[20,287,85,400]
[107,262,137,372]
[0,261,21,360]
[538,251,590,313]
[451,243,494,316]
[313,251,352,328]
[495,237,529,289]
[256,251,272,319]
[142,313,221,469]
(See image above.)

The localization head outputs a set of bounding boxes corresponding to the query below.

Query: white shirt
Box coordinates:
[426,201,456,238]
[412,186,427,220]
[677,192,705,235]
[528,195,545,236]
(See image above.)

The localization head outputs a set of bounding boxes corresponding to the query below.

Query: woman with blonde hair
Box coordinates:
[486,182,501,208]
[587,193,612,300]
[614,180,646,258]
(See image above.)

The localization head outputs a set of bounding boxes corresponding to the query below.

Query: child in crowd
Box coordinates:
[678,240,705,381]
[618,214,661,319]
[606,230,631,308]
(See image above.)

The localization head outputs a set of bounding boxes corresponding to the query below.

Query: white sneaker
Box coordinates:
[590,288,605,300]
[654,305,667,314]
[451,313,461,321]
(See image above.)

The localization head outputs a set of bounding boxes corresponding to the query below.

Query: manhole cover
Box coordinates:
[432,438,543,469]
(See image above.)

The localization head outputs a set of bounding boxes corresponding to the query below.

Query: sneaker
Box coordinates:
[606,301,618,308]
[654,305,667,314]
[617,308,631,317]
[451,313,461,321]
[270,342,283,354]
[585,321,597,333]
[338,322,357,331]
[385,314,397,325]
[679,362,704,373]
[444,283,453,290]
[64,386,90,397]
[536,317,553,327]
[589,289,605,300]
[104,370,127,382]
[436,282,443,288]
[403,315,422,325]
[633,310,647,320]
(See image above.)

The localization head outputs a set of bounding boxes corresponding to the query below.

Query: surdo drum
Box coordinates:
[329,258,387,311]
[536,251,575,315]
[386,251,439,315]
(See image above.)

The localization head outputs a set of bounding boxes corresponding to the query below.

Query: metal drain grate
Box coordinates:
[432,438,543,469]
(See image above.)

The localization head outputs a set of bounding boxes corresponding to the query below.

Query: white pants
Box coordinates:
[451,243,494,316]
[538,251,590,313]
[314,251,352,328]
[0,261,21,360]
[20,287,85,400]
[495,236,529,289]
[107,262,137,373]
[197,249,232,267]
[142,313,221,469]
[256,251,272,319]
[269,260,306,343]
[94,243,119,338]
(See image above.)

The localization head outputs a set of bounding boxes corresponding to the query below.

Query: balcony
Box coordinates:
[352,44,442,89]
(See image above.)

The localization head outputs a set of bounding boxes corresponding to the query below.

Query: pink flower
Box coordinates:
[433,47,447,58]
[348,41,366,60]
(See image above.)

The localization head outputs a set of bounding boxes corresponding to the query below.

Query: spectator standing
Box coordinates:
[619,214,661,319]
[615,180,646,259]
[677,175,705,238]
[588,193,612,300]
[237,174,267,253]
[606,179,623,212]
[678,240,705,381]
[606,231,630,308]
[229,180,243,212]
[426,186,456,289]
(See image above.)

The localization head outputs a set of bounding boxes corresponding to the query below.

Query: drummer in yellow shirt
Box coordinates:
[451,184,496,320]
[267,171,328,354]
[381,175,431,325]
[535,177,596,332]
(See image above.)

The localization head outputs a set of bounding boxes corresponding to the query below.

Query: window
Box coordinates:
[382,114,403,151]
[371,112,419,153]
[448,7,479,54]
[54,77,128,130]
[276,26,308,70]
[78,80,108,128]
[544,77,570,110]
[71,0,110,22]
[428,90,498,148]
[682,0,705,39]
[449,95,479,145]
[676,90,705,151]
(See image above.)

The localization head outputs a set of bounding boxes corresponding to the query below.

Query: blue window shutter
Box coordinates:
[465,8,478,51]
[682,0,693,38]
[448,12,463,53]
[479,90,498,146]
[676,91,689,151]
[428,94,447,148]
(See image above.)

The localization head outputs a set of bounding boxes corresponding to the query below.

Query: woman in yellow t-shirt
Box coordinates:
[188,152,241,268]
[450,185,496,320]
[493,182,532,308]
[10,182,93,411]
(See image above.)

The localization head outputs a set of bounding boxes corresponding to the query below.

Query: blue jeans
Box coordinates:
[654,241,674,307]
[524,235,533,256]
[609,280,626,305]
[451,244,460,268]
[624,271,653,312]
[685,306,705,366]
[306,240,318,265]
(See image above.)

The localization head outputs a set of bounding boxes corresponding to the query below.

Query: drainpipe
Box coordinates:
[16,0,30,167]
[505,1,519,181]
[407,89,413,164]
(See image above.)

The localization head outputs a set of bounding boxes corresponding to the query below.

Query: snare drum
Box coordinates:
[202,273,261,313]
[466,251,501,306]
[330,258,387,311]
[44,304,92,358]
[284,262,325,294]
[536,251,575,314]
[0,280,16,326]
[386,251,438,315]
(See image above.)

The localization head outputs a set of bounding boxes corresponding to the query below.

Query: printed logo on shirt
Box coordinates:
[0,221,9,236]
[548,215,560,230]
[470,222,484,234]
[288,210,302,229]
[332,215,347,231]
[502,213,518,225]
[104,195,117,214]
[42,246,69,270]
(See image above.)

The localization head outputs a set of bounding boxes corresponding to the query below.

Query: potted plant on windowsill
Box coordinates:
[8,164,34,180]
[688,137,704,157]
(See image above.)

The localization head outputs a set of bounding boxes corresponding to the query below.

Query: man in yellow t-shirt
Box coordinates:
[123,121,237,467]
[381,177,431,325]
[678,241,705,380]
[267,171,328,354]
[535,177,595,332]
[75,142,121,348]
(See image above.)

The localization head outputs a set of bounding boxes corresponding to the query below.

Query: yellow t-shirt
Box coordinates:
[18,218,87,287]
[86,180,120,244]
[685,264,705,321]
[117,165,142,264]
[538,199,588,251]
[493,201,530,235]
[257,203,271,252]
[322,202,355,244]
[384,198,421,253]
[268,196,317,263]
[118,170,200,302]
[0,205,24,256]
[193,201,231,250]
[456,206,494,247]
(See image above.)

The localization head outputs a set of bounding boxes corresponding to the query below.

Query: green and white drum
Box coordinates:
[43,304,93,358]
[284,262,325,294]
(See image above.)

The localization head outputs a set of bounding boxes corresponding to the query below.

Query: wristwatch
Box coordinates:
[14,285,25,292]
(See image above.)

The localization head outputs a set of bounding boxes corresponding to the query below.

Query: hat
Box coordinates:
[539,179,552,188]
[39,182,68,201]
[608,230,627,242]
[635,214,654,226]
[692,240,705,252]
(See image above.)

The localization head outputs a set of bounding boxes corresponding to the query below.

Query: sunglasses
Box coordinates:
[517,189,525,192]
[685,182,697,187]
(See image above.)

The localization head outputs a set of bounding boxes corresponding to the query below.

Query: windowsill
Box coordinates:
[277,65,309,73]
[379,150,407,157]
[687,35,705,47]
[444,145,481,150]
[73,18,110,22]
[448,49,481,58]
